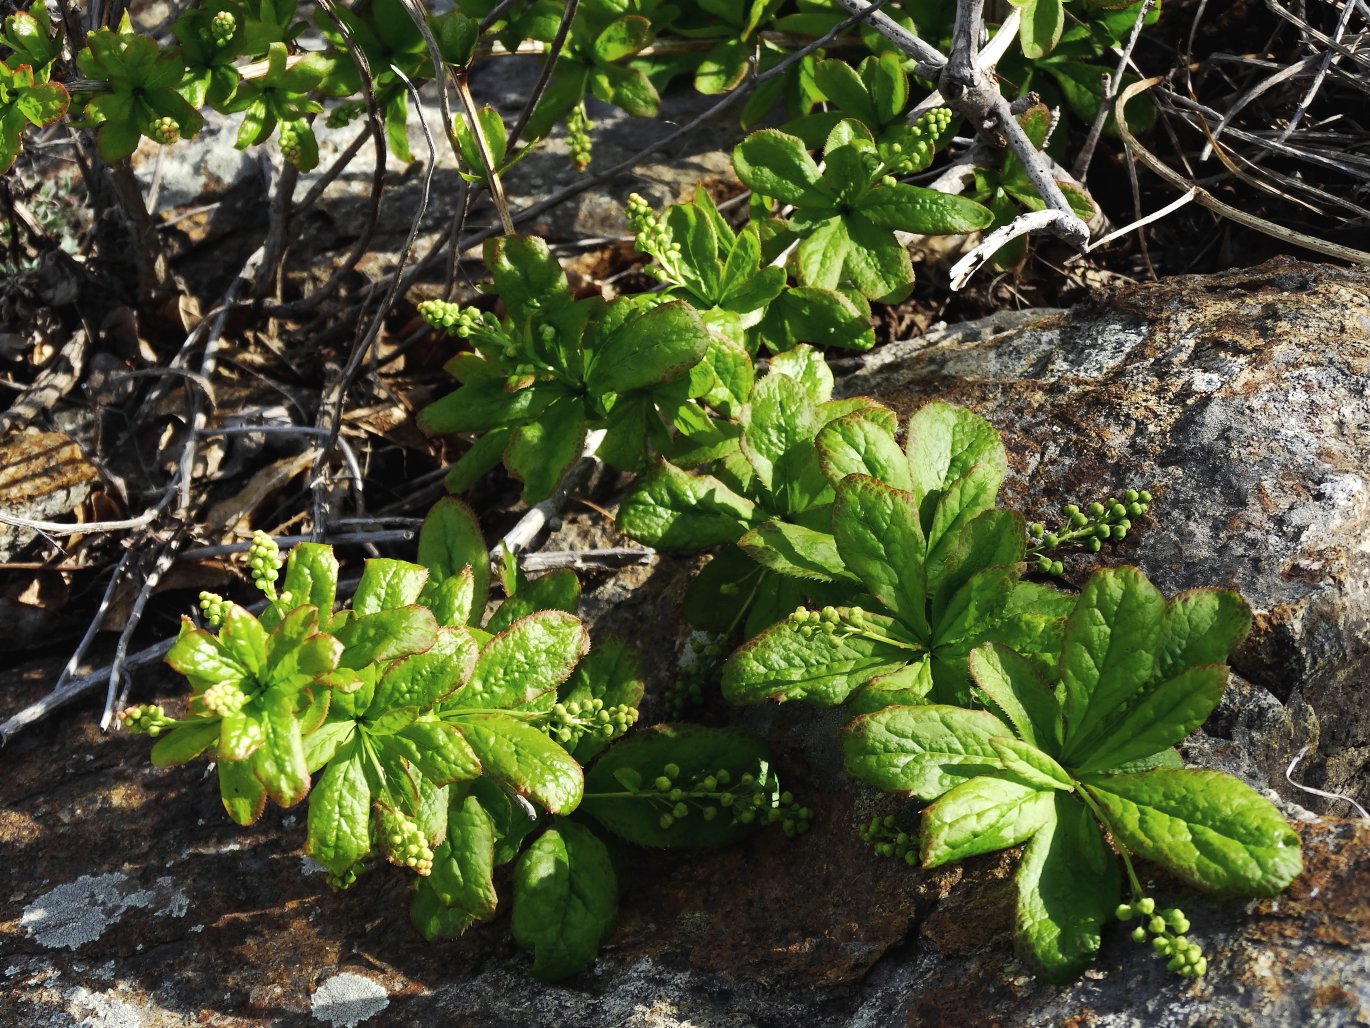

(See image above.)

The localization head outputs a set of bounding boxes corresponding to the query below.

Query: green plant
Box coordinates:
[417,234,717,501]
[841,566,1303,980]
[721,401,1072,712]
[619,345,891,637]
[76,16,204,158]
[735,110,992,303]
[123,502,806,982]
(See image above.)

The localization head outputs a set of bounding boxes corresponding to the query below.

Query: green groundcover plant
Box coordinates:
[843,567,1302,980]
[122,500,809,981]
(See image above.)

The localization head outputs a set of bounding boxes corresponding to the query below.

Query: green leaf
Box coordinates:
[904,402,1007,513]
[264,607,342,688]
[795,217,849,292]
[768,343,835,405]
[150,719,219,767]
[814,58,878,124]
[842,703,1008,800]
[306,744,372,874]
[618,463,754,549]
[486,569,581,635]
[757,286,876,352]
[925,464,1010,588]
[846,657,934,715]
[352,558,429,615]
[740,372,819,491]
[583,725,771,848]
[167,622,247,686]
[419,376,551,435]
[334,605,438,669]
[1014,793,1118,982]
[920,773,1055,867]
[832,475,929,636]
[738,519,847,583]
[506,397,588,504]
[597,63,659,118]
[218,605,267,679]
[722,611,914,707]
[463,610,589,709]
[419,571,476,628]
[1069,665,1228,776]
[410,880,479,940]
[733,129,828,206]
[280,542,340,621]
[587,301,710,394]
[511,821,618,982]
[1019,0,1065,58]
[558,636,644,764]
[427,792,498,919]
[485,234,570,321]
[842,214,914,304]
[250,689,310,807]
[990,737,1072,791]
[1157,589,1252,680]
[219,756,268,826]
[453,713,584,814]
[1082,770,1303,895]
[387,719,483,785]
[816,412,912,490]
[419,497,489,621]
[1059,567,1166,761]
[967,642,1062,752]
[593,15,651,62]
[926,509,1026,613]
[859,182,993,234]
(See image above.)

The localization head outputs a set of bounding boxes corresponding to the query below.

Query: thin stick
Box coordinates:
[1285,745,1370,820]
[496,430,606,557]
[1074,0,1154,181]
[1084,187,1198,251]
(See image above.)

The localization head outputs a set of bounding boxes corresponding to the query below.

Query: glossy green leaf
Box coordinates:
[453,713,583,814]
[506,398,588,504]
[334,605,438,669]
[733,129,829,206]
[306,745,372,874]
[219,755,268,826]
[618,463,754,549]
[419,497,489,619]
[511,821,618,982]
[485,234,569,322]
[1083,769,1303,895]
[463,610,589,710]
[588,301,710,394]
[832,475,929,636]
[990,736,1073,791]
[842,703,1008,800]
[722,612,914,707]
[486,569,581,635]
[921,773,1054,867]
[738,519,846,583]
[816,412,912,490]
[280,542,340,621]
[352,558,428,615]
[1015,793,1118,982]
[904,402,1007,512]
[387,719,483,785]
[1157,589,1252,680]
[967,642,1062,752]
[250,689,310,807]
[1059,568,1166,760]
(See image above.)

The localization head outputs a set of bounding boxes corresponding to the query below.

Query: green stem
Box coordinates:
[1074,780,1144,897]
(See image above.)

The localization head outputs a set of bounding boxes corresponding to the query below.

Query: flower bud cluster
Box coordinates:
[119,704,174,737]
[567,102,592,170]
[548,697,639,747]
[625,192,682,279]
[202,680,251,716]
[665,633,726,719]
[885,107,951,174]
[327,100,366,129]
[1117,897,1206,977]
[278,123,303,166]
[150,116,179,144]
[860,813,918,866]
[788,604,859,640]
[246,530,282,600]
[417,298,493,338]
[648,763,812,836]
[326,861,363,891]
[1028,488,1152,570]
[209,10,237,46]
[380,809,434,876]
[198,590,228,628]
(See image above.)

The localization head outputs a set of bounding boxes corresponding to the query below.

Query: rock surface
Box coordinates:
[3,259,1368,1026]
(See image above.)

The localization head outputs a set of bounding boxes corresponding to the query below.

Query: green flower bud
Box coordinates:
[1116,903,1135,921]
[1131,926,1148,943]
[150,116,179,145]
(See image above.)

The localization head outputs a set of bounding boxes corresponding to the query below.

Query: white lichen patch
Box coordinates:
[21,874,155,950]
[66,985,147,1028]
[310,972,390,1026]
